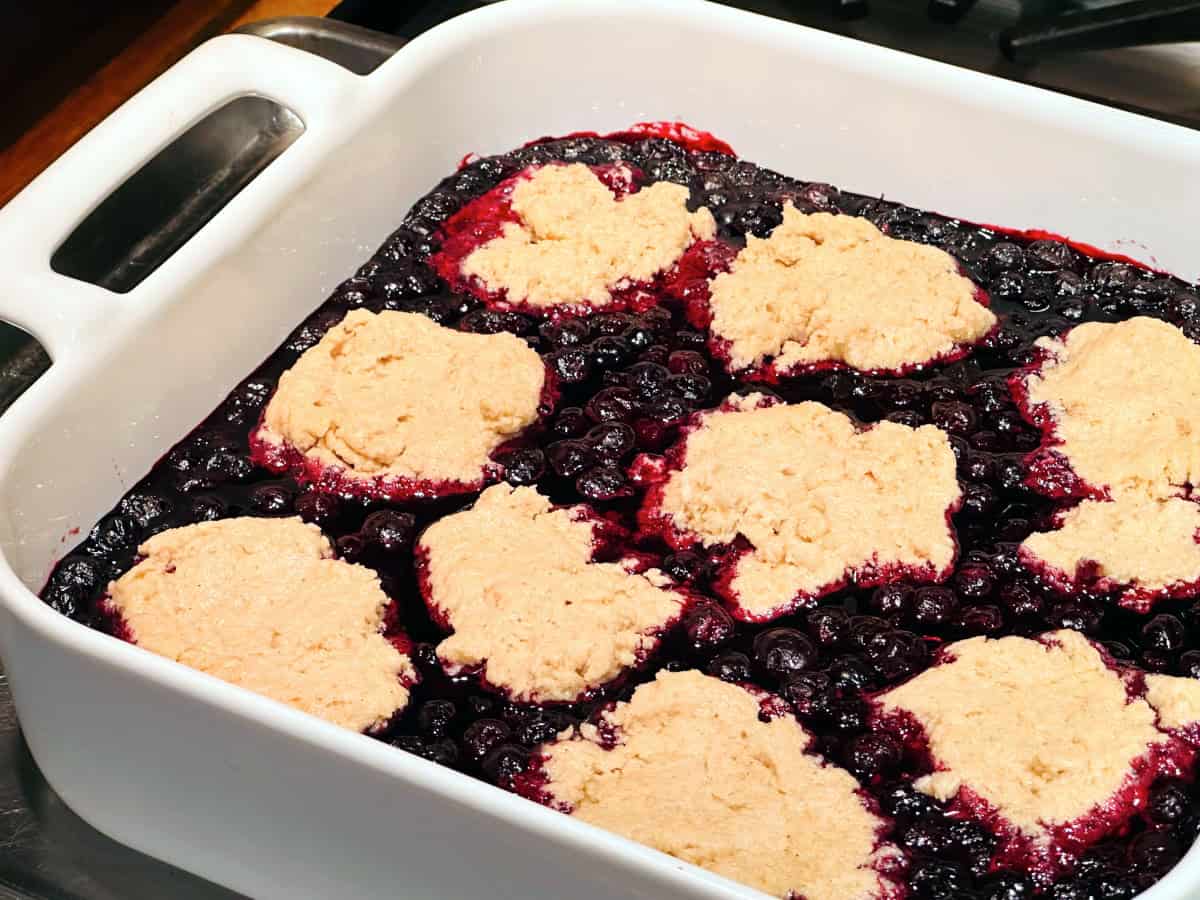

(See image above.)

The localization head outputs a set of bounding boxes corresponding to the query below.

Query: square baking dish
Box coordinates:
[1,1,1199,897]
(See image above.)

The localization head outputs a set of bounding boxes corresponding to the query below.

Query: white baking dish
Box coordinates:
[0,1,1198,897]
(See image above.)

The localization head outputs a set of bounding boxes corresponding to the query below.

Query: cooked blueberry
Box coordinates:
[931,401,977,436]
[203,451,253,483]
[585,386,639,423]
[551,406,589,439]
[462,718,512,762]
[866,629,929,680]
[481,744,530,785]
[827,654,876,692]
[335,533,367,562]
[667,373,711,404]
[547,440,596,478]
[1026,239,1078,272]
[550,349,592,384]
[361,510,417,553]
[667,350,708,376]
[249,485,293,515]
[843,732,902,778]
[188,496,226,523]
[870,583,913,618]
[585,422,636,461]
[705,650,753,683]
[294,492,340,527]
[955,563,995,599]
[625,362,670,399]
[825,695,869,733]
[1148,780,1191,824]
[118,492,172,528]
[805,606,850,647]
[1142,614,1186,652]
[1178,649,1200,679]
[753,628,817,679]
[663,551,704,584]
[912,586,958,626]
[956,604,1006,636]
[979,873,1033,900]
[782,671,836,718]
[683,603,735,653]
[1050,600,1102,635]
[588,335,630,370]
[417,699,457,738]
[575,465,632,501]
[1128,831,1181,874]
[985,242,1025,275]
[499,448,546,485]
[910,859,968,900]
[87,515,140,556]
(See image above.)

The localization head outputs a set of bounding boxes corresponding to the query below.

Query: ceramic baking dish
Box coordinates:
[0,1,1198,897]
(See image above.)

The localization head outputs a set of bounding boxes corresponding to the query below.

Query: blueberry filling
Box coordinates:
[42,129,1200,897]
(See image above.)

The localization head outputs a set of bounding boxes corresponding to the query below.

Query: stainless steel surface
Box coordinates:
[51,96,305,294]
[0,17,403,900]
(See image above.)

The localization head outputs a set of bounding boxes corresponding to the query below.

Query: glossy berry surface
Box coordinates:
[42,130,1200,898]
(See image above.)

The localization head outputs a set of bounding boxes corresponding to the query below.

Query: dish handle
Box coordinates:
[0,34,362,361]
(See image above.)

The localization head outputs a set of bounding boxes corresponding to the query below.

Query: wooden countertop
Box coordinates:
[0,0,337,209]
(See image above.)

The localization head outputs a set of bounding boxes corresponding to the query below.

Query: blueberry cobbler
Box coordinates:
[42,123,1200,899]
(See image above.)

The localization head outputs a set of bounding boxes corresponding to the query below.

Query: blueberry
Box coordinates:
[547,440,596,478]
[1090,261,1141,292]
[931,401,977,436]
[118,492,172,528]
[667,373,711,404]
[204,451,253,483]
[1178,649,1200,679]
[827,654,876,692]
[662,551,704,584]
[53,556,104,594]
[1026,239,1078,272]
[955,564,995,599]
[87,515,140,556]
[517,708,574,746]
[870,583,913,618]
[782,671,836,718]
[361,510,416,553]
[551,407,589,439]
[667,350,708,375]
[188,495,226,523]
[585,386,640,423]
[588,335,631,371]
[1129,831,1181,874]
[881,783,943,820]
[998,581,1041,618]
[901,822,957,856]
[1050,600,1102,635]
[827,696,869,732]
[463,718,512,762]
[418,738,460,768]
[481,744,530,785]
[417,699,457,738]
[336,533,367,562]
[683,603,735,652]
[909,859,968,900]
[575,465,632,501]
[500,448,546,485]
[705,650,752,683]
[912,586,958,626]
[985,242,1025,275]
[753,628,817,679]
[625,362,670,399]
[848,615,890,651]
[955,604,1005,636]
[843,732,902,778]
[294,492,340,527]
[550,348,592,384]
[249,484,293,515]
[585,423,636,461]
[1142,614,1186,652]
[1147,780,1191,824]
[865,629,929,681]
